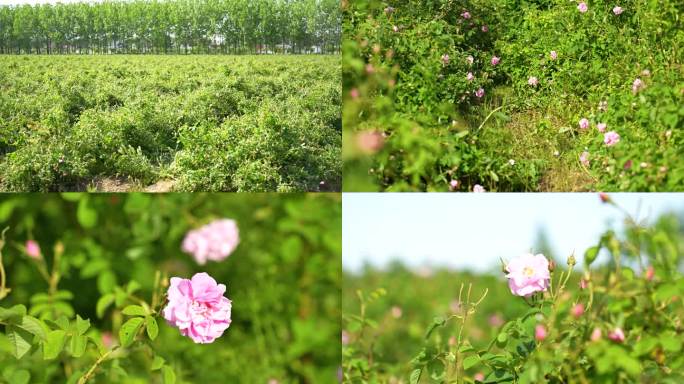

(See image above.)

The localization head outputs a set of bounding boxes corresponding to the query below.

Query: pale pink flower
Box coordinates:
[579,279,588,290]
[384,6,395,15]
[645,266,655,281]
[550,50,557,60]
[163,272,232,344]
[578,118,590,130]
[392,25,399,33]
[475,88,485,98]
[25,240,41,260]
[604,131,620,146]
[349,88,360,100]
[488,314,504,327]
[461,11,471,19]
[342,330,350,345]
[641,69,651,77]
[632,78,644,93]
[365,64,374,74]
[571,303,584,318]
[356,130,385,154]
[590,327,602,341]
[466,55,474,65]
[613,6,623,15]
[481,25,489,32]
[390,306,402,319]
[528,76,538,86]
[466,72,474,81]
[473,184,486,192]
[608,327,625,343]
[441,54,450,66]
[474,372,485,382]
[101,332,114,349]
[491,56,500,66]
[535,324,547,341]
[449,179,459,191]
[505,253,551,297]
[597,123,607,133]
[182,219,240,265]
[578,2,588,13]
[580,151,590,167]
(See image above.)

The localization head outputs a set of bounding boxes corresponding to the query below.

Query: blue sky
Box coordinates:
[343,193,684,273]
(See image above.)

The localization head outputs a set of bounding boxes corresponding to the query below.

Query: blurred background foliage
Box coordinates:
[0,193,341,383]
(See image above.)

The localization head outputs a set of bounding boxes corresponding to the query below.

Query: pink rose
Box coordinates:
[441,54,450,66]
[26,240,41,260]
[491,56,500,66]
[578,2,588,13]
[481,25,489,32]
[604,131,620,146]
[349,88,360,100]
[356,130,385,154]
[182,219,240,265]
[632,78,644,93]
[578,118,590,130]
[474,372,485,382]
[475,88,485,98]
[580,151,590,167]
[528,76,538,86]
[466,72,474,81]
[550,50,557,60]
[613,6,623,15]
[163,272,232,343]
[505,253,551,297]
[535,324,547,341]
[597,122,606,133]
[461,11,471,19]
[449,179,459,191]
[608,327,625,343]
[473,184,486,192]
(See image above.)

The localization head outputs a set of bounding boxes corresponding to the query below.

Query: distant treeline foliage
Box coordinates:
[0,0,340,55]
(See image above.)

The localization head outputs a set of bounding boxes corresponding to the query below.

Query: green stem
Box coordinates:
[0,227,11,300]
[77,347,118,384]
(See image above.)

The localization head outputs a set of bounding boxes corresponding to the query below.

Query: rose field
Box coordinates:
[0,55,341,192]
[342,196,684,383]
[0,193,341,383]
[343,0,684,191]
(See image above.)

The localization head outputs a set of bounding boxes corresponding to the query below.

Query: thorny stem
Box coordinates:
[77,347,118,384]
[0,228,10,300]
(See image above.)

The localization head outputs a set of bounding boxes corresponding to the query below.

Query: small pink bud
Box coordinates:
[590,327,602,341]
[390,306,402,319]
[599,192,611,203]
[356,130,384,155]
[26,240,41,259]
[550,50,557,60]
[645,266,655,281]
[535,324,547,341]
[448,336,457,346]
[449,179,459,191]
[571,303,584,319]
[491,56,500,66]
[579,279,588,290]
[608,327,625,343]
[474,372,485,382]
[349,88,360,100]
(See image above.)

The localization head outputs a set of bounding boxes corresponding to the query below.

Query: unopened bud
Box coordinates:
[548,260,556,272]
[567,255,576,267]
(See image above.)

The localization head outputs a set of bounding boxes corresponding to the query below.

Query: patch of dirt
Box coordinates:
[144,179,175,192]
[93,177,137,192]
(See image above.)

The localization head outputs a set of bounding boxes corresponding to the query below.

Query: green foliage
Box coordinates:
[0,55,341,192]
[343,0,684,191]
[343,208,684,382]
[0,193,341,382]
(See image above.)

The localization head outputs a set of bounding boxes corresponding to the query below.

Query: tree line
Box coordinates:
[0,0,340,55]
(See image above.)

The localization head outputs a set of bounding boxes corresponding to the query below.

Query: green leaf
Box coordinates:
[151,355,165,371]
[69,335,87,358]
[409,368,422,384]
[75,315,90,336]
[97,271,118,294]
[96,294,115,318]
[0,305,27,321]
[126,281,141,294]
[146,316,159,341]
[77,198,98,228]
[463,354,480,370]
[54,290,74,301]
[425,316,446,339]
[6,369,30,384]
[584,246,600,266]
[6,324,33,359]
[43,330,67,360]
[16,316,46,340]
[119,317,144,347]
[162,366,176,384]
[122,305,147,317]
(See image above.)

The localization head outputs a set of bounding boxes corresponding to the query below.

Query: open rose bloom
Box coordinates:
[182,219,240,265]
[163,272,232,344]
[506,253,551,296]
